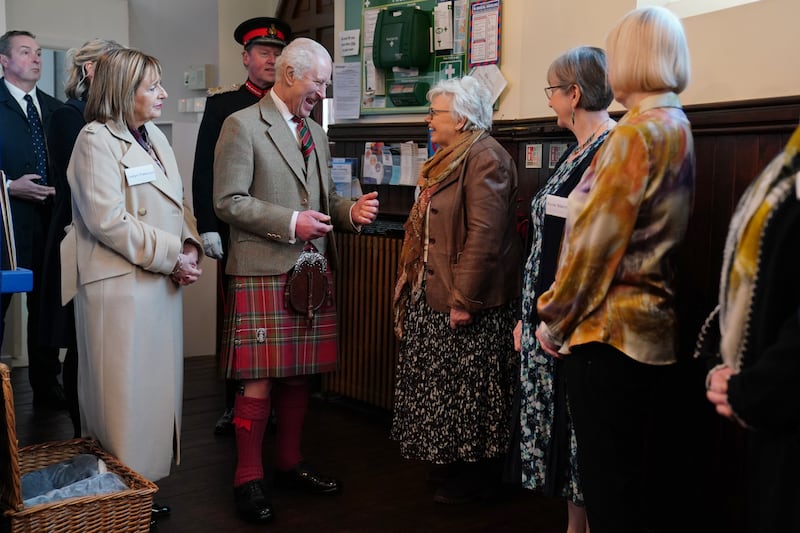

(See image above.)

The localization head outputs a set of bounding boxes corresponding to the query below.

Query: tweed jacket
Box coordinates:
[423,132,522,313]
[213,95,356,276]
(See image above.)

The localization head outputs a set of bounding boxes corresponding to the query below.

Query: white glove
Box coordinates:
[201,232,224,259]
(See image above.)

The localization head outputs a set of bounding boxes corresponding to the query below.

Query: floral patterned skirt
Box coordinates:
[390,288,517,463]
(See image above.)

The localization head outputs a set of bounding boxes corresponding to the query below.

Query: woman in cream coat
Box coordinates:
[61,49,202,485]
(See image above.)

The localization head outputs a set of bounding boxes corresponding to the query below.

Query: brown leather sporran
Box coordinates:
[285,249,329,321]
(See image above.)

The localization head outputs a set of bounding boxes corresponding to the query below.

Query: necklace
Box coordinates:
[572,118,611,157]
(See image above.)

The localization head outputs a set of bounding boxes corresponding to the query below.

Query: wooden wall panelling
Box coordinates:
[324,96,800,413]
[324,97,799,532]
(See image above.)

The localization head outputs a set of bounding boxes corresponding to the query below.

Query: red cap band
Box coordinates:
[242,27,285,45]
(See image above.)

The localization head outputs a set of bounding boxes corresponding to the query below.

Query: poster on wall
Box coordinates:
[468,0,501,67]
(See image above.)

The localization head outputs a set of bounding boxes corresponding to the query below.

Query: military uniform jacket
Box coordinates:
[192,83,261,253]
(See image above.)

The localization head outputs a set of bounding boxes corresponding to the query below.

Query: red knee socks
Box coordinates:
[272,379,309,471]
[233,394,269,487]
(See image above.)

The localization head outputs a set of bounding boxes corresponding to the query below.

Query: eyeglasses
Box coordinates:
[427,107,450,117]
[544,84,572,99]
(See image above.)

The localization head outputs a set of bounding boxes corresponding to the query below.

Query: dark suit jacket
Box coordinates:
[0,79,62,269]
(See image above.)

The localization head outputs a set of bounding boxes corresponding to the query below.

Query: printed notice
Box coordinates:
[469,0,501,66]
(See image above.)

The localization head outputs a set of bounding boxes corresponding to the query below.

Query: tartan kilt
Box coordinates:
[221,270,338,379]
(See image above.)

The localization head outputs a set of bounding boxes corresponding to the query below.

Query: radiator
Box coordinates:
[324,233,402,410]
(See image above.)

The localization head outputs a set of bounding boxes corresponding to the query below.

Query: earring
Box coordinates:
[571,108,575,126]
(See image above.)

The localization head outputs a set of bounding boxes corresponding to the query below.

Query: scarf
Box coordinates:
[718,125,800,369]
[392,129,484,339]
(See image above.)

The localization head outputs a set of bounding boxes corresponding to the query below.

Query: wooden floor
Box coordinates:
[5,356,567,533]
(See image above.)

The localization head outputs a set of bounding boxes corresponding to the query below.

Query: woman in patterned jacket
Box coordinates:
[535,7,694,532]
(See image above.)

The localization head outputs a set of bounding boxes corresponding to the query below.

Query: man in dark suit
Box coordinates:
[192,16,291,436]
[0,30,63,408]
[213,37,379,523]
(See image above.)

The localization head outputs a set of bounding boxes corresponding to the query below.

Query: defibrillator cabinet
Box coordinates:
[372,6,432,70]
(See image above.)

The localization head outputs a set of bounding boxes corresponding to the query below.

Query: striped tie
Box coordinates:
[292,116,315,163]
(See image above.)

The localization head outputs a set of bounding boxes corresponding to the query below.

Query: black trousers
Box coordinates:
[564,342,672,533]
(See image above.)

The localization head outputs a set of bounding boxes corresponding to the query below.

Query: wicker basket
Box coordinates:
[0,363,157,532]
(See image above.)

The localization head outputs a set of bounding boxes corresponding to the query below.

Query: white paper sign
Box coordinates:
[333,63,361,120]
[339,29,360,57]
[469,64,507,104]
[434,2,453,51]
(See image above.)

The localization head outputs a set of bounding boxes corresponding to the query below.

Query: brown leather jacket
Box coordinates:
[423,132,522,313]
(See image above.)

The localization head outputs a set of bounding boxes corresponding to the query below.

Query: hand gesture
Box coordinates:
[706,365,746,427]
[352,191,379,225]
[171,243,203,286]
[296,210,333,241]
[7,174,55,203]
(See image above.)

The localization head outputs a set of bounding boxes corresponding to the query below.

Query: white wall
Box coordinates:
[5,0,129,49]
[0,0,130,362]
[1,0,237,357]
[126,0,279,356]
[334,0,800,122]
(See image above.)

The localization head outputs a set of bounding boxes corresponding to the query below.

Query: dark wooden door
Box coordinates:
[277,0,335,123]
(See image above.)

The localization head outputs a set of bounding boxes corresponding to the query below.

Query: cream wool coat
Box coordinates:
[61,120,200,482]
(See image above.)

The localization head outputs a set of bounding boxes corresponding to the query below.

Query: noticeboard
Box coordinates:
[343,0,500,116]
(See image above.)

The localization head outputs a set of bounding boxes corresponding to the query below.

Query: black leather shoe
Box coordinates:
[213,407,235,435]
[234,479,274,523]
[33,383,67,410]
[151,501,171,519]
[274,462,340,495]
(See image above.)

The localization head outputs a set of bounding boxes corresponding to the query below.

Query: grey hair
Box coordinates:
[427,75,493,131]
[275,37,331,79]
[547,46,613,111]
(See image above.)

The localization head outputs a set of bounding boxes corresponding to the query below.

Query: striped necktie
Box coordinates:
[292,116,315,163]
[24,94,48,184]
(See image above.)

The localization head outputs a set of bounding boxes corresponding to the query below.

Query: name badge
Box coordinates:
[545,194,568,219]
[125,164,156,186]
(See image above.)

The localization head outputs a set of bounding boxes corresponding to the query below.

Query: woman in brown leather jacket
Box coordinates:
[391,75,522,504]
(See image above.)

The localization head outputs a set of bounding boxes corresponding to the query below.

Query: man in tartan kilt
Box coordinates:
[192,16,292,436]
[213,37,379,524]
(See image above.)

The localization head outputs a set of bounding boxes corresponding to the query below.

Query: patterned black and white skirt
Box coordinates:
[390,286,518,464]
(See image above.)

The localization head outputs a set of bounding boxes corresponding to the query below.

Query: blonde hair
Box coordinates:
[85,48,162,127]
[606,6,690,95]
[64,39,124,99]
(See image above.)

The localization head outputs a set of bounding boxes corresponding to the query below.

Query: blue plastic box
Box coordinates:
[0,268,33,293]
